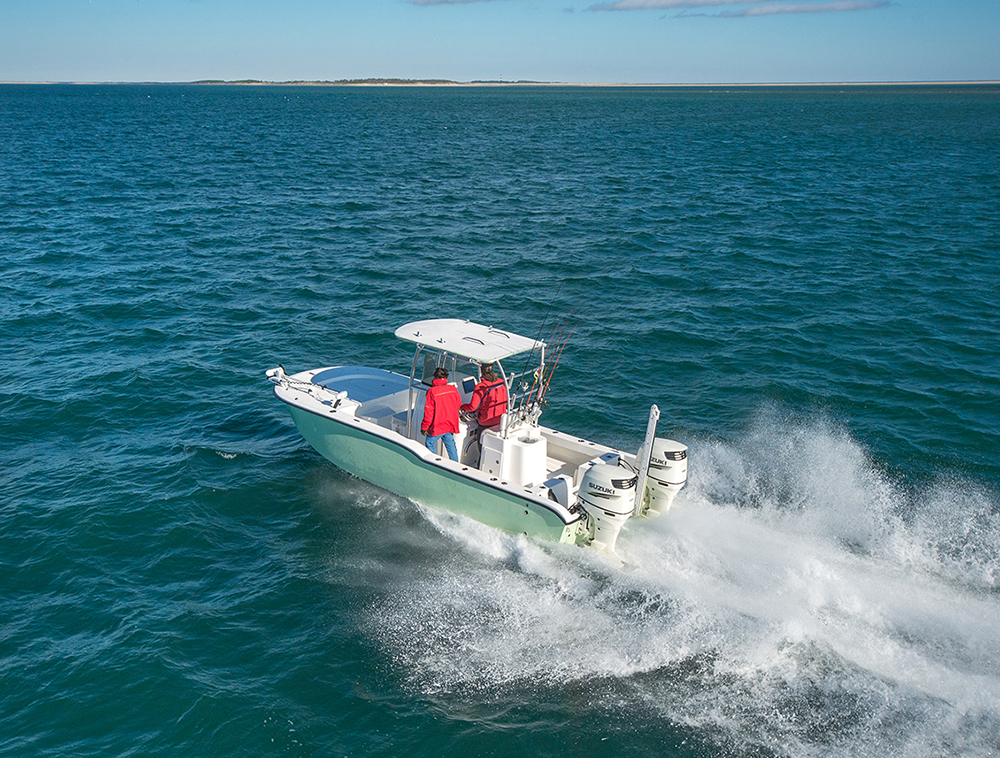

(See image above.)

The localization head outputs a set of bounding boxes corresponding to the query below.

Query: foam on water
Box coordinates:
[367,417,1000,756]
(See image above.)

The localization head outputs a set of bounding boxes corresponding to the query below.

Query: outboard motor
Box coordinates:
[577,464,637,554]
[641,438,688,516]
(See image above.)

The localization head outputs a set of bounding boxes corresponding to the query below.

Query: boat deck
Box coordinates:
[301,366,630,488]
[310,366,411,403]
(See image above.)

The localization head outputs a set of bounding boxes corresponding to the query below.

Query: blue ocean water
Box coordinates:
[1,83,999,757]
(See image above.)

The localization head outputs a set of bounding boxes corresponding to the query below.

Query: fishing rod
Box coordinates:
[512,286,562,416]
[538,318,580,404]
[512,309,569,418]
[524,312,574,411]
[541,313,576,387]
[511,315,577,427]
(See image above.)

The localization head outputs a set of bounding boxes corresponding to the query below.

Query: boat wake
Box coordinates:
[362,416,1000,757]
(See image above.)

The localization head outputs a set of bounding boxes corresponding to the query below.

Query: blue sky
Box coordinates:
[1,0,997,84]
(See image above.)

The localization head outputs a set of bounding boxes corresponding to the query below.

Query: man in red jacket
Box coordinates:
[421,367,461,461]
[461,364,509,431]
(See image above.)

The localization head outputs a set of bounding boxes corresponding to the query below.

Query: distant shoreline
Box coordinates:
[3,79,999,87]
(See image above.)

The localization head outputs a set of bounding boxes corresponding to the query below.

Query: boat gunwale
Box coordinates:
[272,381,586,526]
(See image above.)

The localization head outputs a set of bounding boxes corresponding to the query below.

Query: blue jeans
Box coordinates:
[425,432,458,461]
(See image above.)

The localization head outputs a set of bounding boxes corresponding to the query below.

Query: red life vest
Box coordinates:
[461,378,509,427]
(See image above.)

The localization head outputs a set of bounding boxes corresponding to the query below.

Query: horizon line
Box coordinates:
[3,78,999,87]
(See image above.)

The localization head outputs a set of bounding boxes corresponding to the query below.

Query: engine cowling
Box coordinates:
[641,438,688,516]
[577,464,637,554]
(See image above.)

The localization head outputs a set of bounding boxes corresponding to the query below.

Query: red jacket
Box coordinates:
[460,378,508,427]
[421,378,461,435]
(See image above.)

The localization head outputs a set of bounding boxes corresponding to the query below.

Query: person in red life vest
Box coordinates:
[461,364,509,432]
[421,367,461,461]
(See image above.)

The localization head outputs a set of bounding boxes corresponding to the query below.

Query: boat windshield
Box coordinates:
[418,353,480,387]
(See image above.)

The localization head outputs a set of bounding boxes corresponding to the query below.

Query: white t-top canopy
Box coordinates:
[394,319,544,364]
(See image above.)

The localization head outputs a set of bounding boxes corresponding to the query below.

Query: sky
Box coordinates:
[1,0,998,84]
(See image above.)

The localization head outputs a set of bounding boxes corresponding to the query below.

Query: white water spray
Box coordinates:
[364,417,1000,757]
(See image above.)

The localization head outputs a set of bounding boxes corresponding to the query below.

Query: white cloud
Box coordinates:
[408,0,893,13]
[589,0,749,8]
[407,0,894,14]
[588,0,892,12]
[409,0,507,5]
[719,1,892,15]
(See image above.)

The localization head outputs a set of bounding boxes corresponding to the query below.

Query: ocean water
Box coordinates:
[1,83,999,757]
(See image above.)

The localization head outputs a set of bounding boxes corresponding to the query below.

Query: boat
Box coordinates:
[266,319,688,556]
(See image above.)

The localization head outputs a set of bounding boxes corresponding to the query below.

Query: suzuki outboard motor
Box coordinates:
[577,464,637,554]
[641,438,688,516]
